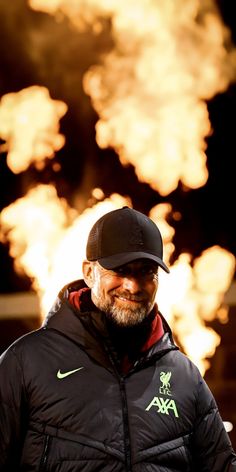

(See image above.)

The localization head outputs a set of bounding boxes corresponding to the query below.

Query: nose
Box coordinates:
[122,275,142,294]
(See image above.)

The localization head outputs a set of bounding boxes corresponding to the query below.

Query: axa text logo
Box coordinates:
[145,396,179,418]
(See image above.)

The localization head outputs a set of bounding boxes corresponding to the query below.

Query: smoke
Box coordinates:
[0,0,112,96]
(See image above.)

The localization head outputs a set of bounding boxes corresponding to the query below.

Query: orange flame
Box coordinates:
[148,204,235,374]
[29,0,236,194]
[157,250,235,374]
[0,185,130,313]
[1,186,235,375]
[0,86,67,173]
[1,0,235,376]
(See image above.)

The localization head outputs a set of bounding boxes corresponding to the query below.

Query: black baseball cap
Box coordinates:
[86,206,169,273]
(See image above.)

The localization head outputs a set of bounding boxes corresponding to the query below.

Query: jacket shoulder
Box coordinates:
[0,328,48,364]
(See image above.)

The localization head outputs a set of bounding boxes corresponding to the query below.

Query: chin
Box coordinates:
[110,308,148,327]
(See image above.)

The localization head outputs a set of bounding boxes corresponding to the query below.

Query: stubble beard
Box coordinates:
[92,292,153,327]
[107,304,149,327]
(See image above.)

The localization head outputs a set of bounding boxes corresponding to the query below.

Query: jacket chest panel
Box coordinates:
[26,345,124,444]
[125,362,198,454]
[22,330,199,469]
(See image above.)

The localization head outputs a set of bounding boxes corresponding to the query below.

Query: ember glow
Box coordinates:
[0,86,67,173]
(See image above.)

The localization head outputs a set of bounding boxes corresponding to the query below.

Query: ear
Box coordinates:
[82,260,94,288]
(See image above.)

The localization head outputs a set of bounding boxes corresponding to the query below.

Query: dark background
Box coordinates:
[0,0,236,295]
[0,0,236,447]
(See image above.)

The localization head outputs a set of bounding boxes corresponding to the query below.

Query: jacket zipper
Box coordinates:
[104,343,132,472]
[39,435,51,471]
[119,375,132,472]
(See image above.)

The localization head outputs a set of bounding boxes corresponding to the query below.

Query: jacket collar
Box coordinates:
[43,279,178,372]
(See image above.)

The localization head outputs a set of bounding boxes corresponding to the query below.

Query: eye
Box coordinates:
[115,267,129,276]
[114,264,158,279]
[141,267,154,275]
[140,266,158,278]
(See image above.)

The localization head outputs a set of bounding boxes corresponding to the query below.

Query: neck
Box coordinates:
[106,307,157,360]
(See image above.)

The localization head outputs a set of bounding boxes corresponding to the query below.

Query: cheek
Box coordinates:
[91,267,102,298]
[91,270,114,300]
[92,278,100,298]
[146,281,158,301]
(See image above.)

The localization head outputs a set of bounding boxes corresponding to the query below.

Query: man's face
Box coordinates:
[83,259,159,327]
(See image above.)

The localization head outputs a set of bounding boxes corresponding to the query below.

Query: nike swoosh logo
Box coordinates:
[57,367,84,379]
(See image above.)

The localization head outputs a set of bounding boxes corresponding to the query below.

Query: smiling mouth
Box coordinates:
[115,295,144,304]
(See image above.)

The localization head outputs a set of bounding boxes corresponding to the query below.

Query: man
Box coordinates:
[0,206,235,471]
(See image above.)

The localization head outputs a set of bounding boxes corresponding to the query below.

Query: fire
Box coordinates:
[29,0,61,14]
[157,250,235,374]
[0,185,129,314]
[0,0,235,377]
[29,0,236,195]
[149,205,235,373]
[0,86,67,173]
[0,187,235,375]
[149,203,175,266]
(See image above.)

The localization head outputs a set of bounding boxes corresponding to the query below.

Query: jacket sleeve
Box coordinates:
[192,376,236,471]
[0,346,28,471]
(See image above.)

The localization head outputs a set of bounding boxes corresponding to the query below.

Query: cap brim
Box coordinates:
[98,251,170,273]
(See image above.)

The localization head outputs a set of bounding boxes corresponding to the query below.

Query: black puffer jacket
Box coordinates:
[0,280,235,471]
